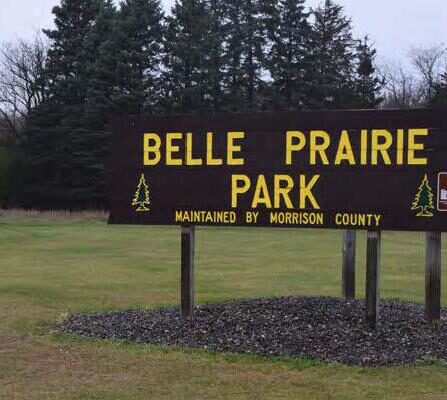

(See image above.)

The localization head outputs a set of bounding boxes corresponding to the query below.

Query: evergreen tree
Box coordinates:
[44,0,106,105]
[430,72,447,108]
[203,0,227,112]
[161,0,211,113]
[221,0,265,112]
[114,0,164,114]
[307,0,356,109]
[352,36,383,108]
[85,0,119,123]
[221,0,245,112]
[20,0,117,209]
[261,0,310,110]
[18,101,70,208]
[73,1,117,208]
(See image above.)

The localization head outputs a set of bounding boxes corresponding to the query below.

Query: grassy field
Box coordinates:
[0,213,446,399]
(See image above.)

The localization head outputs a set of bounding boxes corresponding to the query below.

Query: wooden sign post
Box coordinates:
[366,231,381,329]
[342,230,356,299]
[181,225,195,317]
[425,231,441,321]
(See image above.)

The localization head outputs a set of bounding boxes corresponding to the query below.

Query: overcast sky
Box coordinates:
[1,0,446,66]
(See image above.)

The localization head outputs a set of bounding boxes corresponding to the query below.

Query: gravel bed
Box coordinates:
[57,297,447,366]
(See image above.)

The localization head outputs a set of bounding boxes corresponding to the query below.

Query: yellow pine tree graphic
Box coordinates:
[411,174,435,217]
[132,173,150,212]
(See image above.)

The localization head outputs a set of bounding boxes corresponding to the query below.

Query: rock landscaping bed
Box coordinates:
[57,297,447,366]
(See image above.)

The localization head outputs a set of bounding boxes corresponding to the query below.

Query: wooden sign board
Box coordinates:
[108,109,447,232]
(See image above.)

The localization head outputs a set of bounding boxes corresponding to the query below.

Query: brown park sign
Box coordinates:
[108,109,447,232]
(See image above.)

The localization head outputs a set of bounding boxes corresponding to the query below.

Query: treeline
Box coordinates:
[0,0,404,209]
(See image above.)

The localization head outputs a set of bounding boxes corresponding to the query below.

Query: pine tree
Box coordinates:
[220,0,245,112]
[202,0,227,112]
[161,0,211,114]
[18,100,70,208]
[412,174,435,217]
[114,0,164,114]
[261,0,311,110]
[352,36,383,109]
[85,0,121,123]
[44,0,105,105]
[430,72,447,108]
[20,0,117,209]
[221,0,265,112]
[307,0,356,109]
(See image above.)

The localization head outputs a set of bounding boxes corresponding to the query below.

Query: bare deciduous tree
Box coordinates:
[380,61,426,109]
[410,45,446,99]
[380,45,446,109]
[0,32,48,144]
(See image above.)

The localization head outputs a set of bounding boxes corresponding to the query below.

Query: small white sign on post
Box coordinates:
[438,173,447,211]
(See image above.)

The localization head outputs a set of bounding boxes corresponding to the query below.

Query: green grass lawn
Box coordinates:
[0,214,446,399]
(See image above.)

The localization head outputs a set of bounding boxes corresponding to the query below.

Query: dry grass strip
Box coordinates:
[0,208,109,220]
